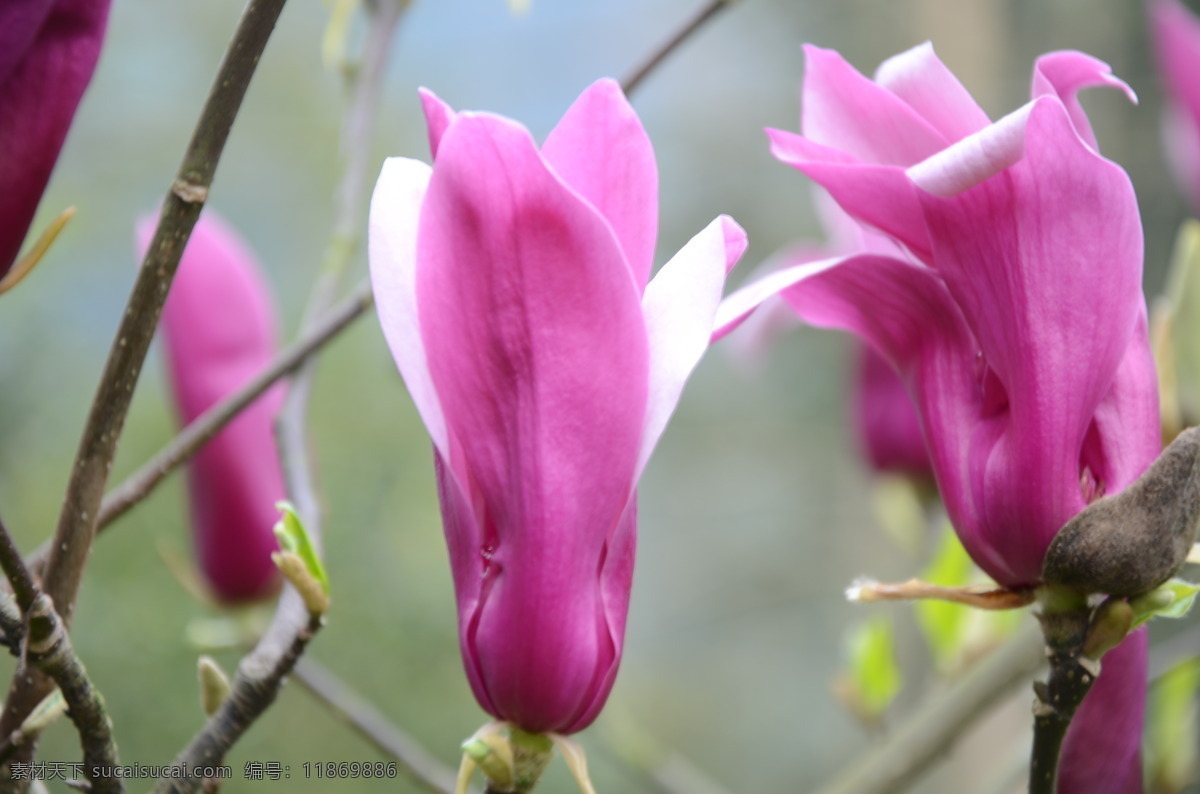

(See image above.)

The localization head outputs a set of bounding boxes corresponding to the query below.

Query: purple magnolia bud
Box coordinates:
[140,212,285,604]
[1,0,111,275]
[369,80,747,734]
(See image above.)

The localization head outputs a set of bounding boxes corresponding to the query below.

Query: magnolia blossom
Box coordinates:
[369,80,746,734]
[1150,0,1200,210]
[1,0,111,275]
[144,213,285,603]
[717,45,1158,793]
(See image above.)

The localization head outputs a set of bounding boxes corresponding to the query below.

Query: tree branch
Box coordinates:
[0,516,121,793]
[620,0,737,96]
[815,623,1044,794]
[0,0,290,756]
[152,601,324,794]
[291,658,457,794]
[156,4,403,788]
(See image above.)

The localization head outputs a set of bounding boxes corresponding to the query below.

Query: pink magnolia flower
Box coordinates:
[852,345,930,477]
[1150,0,1200,210]
[369,79,746,734]
[142,213,285,604]
[716,44,1159,793]
[2,0,111,275]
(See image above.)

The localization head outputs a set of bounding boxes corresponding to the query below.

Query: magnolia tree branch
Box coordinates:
[291,658,458,794]
[816,623,1044,794]
[620,0,737,95]
[153,603,324,794]
[0,516,121,793]
[277,0,404,527]
[156,4,404,787]
[0,0,290,757]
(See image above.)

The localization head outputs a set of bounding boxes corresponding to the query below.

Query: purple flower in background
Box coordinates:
[2,0,111,275]
[852,345,930,478]
[141,212,285,604]
[1150,0,1200,211]
[369,79,746,734]
[717,44,1159,793]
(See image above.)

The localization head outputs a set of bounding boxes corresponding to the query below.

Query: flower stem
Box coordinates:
[1028,598,1095,794]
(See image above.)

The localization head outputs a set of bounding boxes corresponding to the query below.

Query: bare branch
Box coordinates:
[292,658,457,794]
[620,0,737,96]
[815,623,1044,794]
[0,0,291,754]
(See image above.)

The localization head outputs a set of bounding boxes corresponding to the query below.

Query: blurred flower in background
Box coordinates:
[369,79,746,736]
[142,212,285,604]
[1,0,111,276]
[1151,0,1200,213]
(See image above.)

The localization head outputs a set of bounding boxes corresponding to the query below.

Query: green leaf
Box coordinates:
[846,616,902,717]
[1148,657,1200,792]
[915,523,971,671]
[870,475,927,556]
[273,502,329,593]
[1131,579,1200,629]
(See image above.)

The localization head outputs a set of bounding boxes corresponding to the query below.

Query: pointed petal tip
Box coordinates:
[718,214,748,274]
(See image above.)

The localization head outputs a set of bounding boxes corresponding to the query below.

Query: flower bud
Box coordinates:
[1043,427,1200,596]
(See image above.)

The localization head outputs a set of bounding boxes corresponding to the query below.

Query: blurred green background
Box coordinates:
[3,0,1198,791]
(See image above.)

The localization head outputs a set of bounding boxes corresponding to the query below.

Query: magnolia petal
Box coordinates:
[1031,51,1136,152]
[638,215,746,478]
[418,113,648,733]
[1153,0,1200,210]
[148,213,284,603]
[541,78,658,289]
[873,42,990,143]
[0,0,111,275]
[562,496,637,734]
[1058,629,1147,794]
[434,452,497,720]
[0,0,53,83]
[782,254,1018,583]
[916,98,1144,582]
[801,44,949,165]
[368,157,450,459]
[906,101,1035,198]
[768,129,931,261]
[712,254,842,343]
[853,344,931,477]
[1081,309,1161,500]
[418,87,457,159]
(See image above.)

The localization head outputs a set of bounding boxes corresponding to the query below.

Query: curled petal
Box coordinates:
[1030,51,1137,152]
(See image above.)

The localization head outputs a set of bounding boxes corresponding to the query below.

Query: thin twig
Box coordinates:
[25,282,372,573]
[0,0,290,756]
[23,594,123,794]
[0,516,36,615]
[0,517,121,792]
[156,5,403,789]
[277,0,404,528]
[815,622,1044,794]
[291,658,457,794]
[620,0,737,96]
[152,606,324,794]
